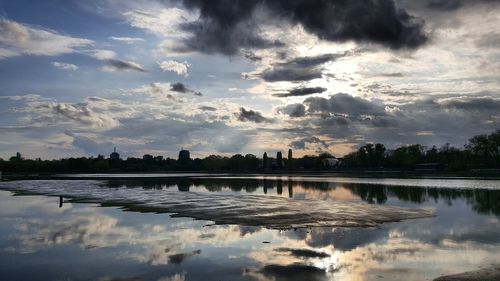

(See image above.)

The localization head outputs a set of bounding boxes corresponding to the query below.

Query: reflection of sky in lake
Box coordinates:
[0,176,500,281]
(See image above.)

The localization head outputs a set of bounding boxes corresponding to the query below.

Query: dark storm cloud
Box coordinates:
[426,0,464,10]
[399,0,500,13]
[280,103,306,117]
[279,93,500,152]
[274,87,327,97]
[105,59,147,72]
[261,66,323,82]
[170,82,202,96]
[279,93,386,118]
[424,0,500,11]
[304,93,386,116]
[237,107,271,123]
[177,0,428,55]
[438,96,500,111]
[256,54,341,82]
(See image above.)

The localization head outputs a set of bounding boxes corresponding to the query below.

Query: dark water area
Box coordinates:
[0,175,499,281]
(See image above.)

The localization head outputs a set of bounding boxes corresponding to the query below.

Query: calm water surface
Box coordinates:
[0,175,499,281]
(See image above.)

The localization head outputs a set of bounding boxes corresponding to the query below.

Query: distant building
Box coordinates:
[178,149,191,162]
[323,158,339,168]
[263,152,268,169]
[276,151,283,169]
[288,149,293,160]
[9,152,23,161]
[143,154,153,160]
[110,147,120,160]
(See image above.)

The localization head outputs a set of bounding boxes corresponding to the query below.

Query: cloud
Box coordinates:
[0,19,93,59]
[276,93,500,153]
[249,54,341,82]
[109,36,144,44]
[158,60,190,76]
[132,82,202,98]
[88,49,147,72]
[274,87,327,97]
[69,133,113,155]
[426,0,464,11]
[476,32,500,49]
[422,0,499,11]
[91,49,117,60]
[304,93,386,116]
[101,59,147,73]
[172,0,427,55]
[237,107,271,123]
[279,103,306,117]
[52,61,78,71]
[199,106,217,111]
[123,8,198,37]
[437,96,500,112]
[290,137,329,150]
[30,98,121,130]
[169,82,202,96]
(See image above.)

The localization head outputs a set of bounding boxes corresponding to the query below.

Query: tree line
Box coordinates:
[342,129,500,171]
[0,129,499,174]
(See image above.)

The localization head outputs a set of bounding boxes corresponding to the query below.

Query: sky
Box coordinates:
[0,0,499,160]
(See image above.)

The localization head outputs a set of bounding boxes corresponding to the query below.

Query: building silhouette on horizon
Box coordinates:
[178,149,191,162]
[110,147,120,160]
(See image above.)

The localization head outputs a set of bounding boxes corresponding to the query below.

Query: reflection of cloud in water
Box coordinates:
[0,180,434,229]
[274,248,330,258]
[11,215,134,253]
[158,273,186,281]
[4,202,262,266]
[245,263,327,281]
[168,250,202,264]
[245,223,500,281]
[2,184,500,281]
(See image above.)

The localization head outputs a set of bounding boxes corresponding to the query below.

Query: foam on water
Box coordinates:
[0,180,435,229]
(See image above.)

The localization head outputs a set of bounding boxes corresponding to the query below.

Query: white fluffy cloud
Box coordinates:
[90,49,117,60]
[52,61,78,71]
[123,8,197,36]
[158,60,190,76]
[27,97,121,131]
[0,19,93,59]
[108,36,144,44]
[90,49,146,72]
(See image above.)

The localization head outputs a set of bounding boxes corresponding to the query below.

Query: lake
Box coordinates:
[0,174,499,281]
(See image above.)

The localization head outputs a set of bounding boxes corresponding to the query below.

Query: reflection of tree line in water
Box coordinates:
[105,178,294,197]
[103,178,500,216]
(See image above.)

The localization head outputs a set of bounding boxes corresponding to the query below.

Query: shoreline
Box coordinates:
[2,170,500,181]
